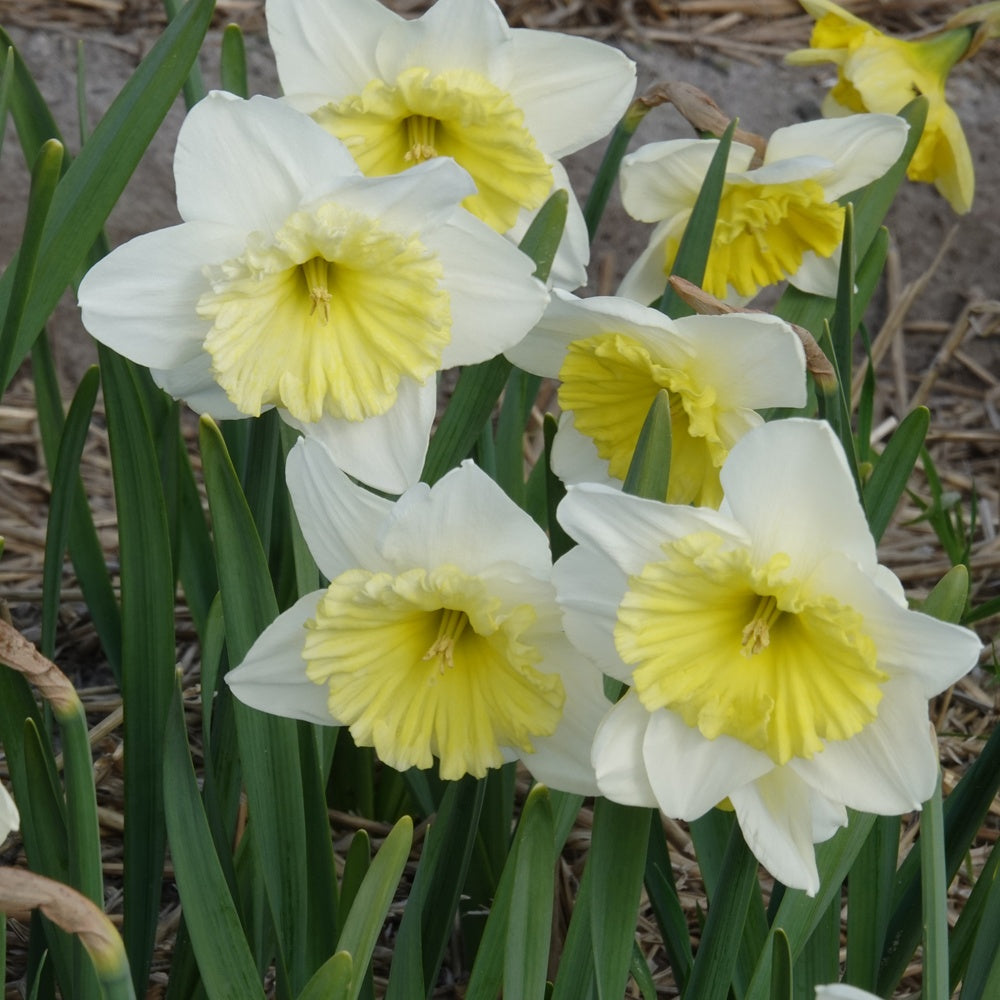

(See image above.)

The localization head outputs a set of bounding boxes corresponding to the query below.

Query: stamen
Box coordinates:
[302,257,333,324]
[740,594,781,657]
[422,607,469,672]
[404,115,438,164]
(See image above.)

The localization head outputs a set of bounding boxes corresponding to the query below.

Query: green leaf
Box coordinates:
[41,366,99,659]
[517,188,567,284]
[920,565,970,624]
[220,24,249,96]
[590,800,649,1000]
[793,892,840,998]
[862,406,929,543]
[160,0,206,108]
[951,835,1000,995]
[622,389,672,502]
[0,0,214,392]
[550,860,596,1000]
[504,785,556,1000]
[645,813,693,993]
[769,931,792,1000]
[656,120,735,319]
[0,46,14,162]
[337,817,412,1000]
[494,367,542,506]
[163,680,266,1000]
[920,771,949,1000]
[297,952,353,1000]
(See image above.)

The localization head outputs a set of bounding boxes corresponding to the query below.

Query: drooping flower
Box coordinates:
[618,115,908,304]
[78,92,549,494]
[265,0,636,288]
[227,439,608,789]
[505,289,807,507]
[0,782,17,843]
[787,0,978,213]
[555,418,981,894]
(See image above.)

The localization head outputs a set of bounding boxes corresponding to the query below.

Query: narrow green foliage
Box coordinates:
[41,366,99,659]
[337,818,413,1000]
[590,800,649,1000]
[862,406,930,543]
[517,188,567,284]
[340,832,372,924]
[494,367,542,505]
[542,415,574,561]
[769,931,793,1000]
[161,0,207,107]
[221,24,249,97]
[0,46,14,161]
[921,772,950,1000]
[551,860,597,1000]
[163,680,266,1000]
[630,941,658,1000]
[645,814,693,993]
[911,447,975,568]
[622,389,673,501]
[656,120,735,319]
[793,893,840,1000]
[952,838,1000,996]
[921,565,970,624]
[297,952,353,1000]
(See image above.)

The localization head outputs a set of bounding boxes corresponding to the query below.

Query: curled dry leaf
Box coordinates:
[667,275,837,389]
[0,618,79,715]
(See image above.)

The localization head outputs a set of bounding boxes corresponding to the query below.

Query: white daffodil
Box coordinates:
[227,439,608,789]
[266,0,636,288]
[0,782,18,843]
[78,92,548,494]
[555,418,981,894]
[618,115,908,304]
[815,987,880,1000]
[505,289,807,508]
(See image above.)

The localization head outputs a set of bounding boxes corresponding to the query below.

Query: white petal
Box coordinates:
[151,353,248,420]
[788,248,841,298]
[505,288,599,377]
[376,0,512,83]
[550,411,616,489]
[552,544,629,681]
[729,768,825,895]
[0,783,19,841]
[226,591,338,726]
[380,460,553,580]
[815,986,882,1000]
[616,218,683,305]
[519,634,612,795]
[285,436,394,578]
[671,313,807,410]
[642,709,774,820]
[719,419,877,580]
[78,221,242,369]
[765,115,909,200]
[174,93,359,235]
[507,28,635,158]
[592,692,659,807]
[558,482,745,578]
[810,793,849,844]
[267,0,395,97]
[288,377,436,494]
[792,677,939,814]
[620,139,755,223]
[430,212,549,367]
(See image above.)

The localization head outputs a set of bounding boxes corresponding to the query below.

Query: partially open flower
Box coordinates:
[227,440,608,790]
[506,289,807,507]
[618,115,908,304]
[787,0,977,213]
[266,0,636,287]
[555,418,981,894]
[78,93,548,493]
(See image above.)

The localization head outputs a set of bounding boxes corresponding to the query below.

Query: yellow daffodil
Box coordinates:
[787,0,977,213]
[78,93,548,493]
[555,418,981,894]
[0,782,17,842]
[618,115,908,304]
[506,289,806,507]
[266,0,636,288]
[227,440,608,788]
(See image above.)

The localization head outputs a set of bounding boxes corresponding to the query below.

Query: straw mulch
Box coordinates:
[1,1,999,997]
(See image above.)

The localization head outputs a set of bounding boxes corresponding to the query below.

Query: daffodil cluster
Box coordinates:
[76,0,984,900]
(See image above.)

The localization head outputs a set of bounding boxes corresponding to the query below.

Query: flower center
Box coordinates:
[675,178,845,299]
[313,66,553,232]
[303,565,565,779]
[197,201,450,424]
[558,333,727,507]
[615,531,885,765]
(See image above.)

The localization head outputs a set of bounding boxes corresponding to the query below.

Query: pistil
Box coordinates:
[405,115,438,163]
[423,607,469,671]
[740,594,782,656]
[302,257,333,324]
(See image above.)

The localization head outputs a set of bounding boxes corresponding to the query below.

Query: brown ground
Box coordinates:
[1,2,999,997]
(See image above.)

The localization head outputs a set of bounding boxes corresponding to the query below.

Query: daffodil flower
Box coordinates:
[266,0,636,288]
[787,0,976,213]
[0,783,17,842]
[555,418,981,894]
[78,92,549,493]
[227,439,608,789]
[505,289,807,507]
[618,115,908,304]
[815,987,880,1000]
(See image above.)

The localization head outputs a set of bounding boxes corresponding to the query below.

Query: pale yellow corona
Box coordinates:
[558,333,727,507]
[303,565,565,780]
[615,533,885,765]
[197,201,450,424]
[314,67,554,232]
